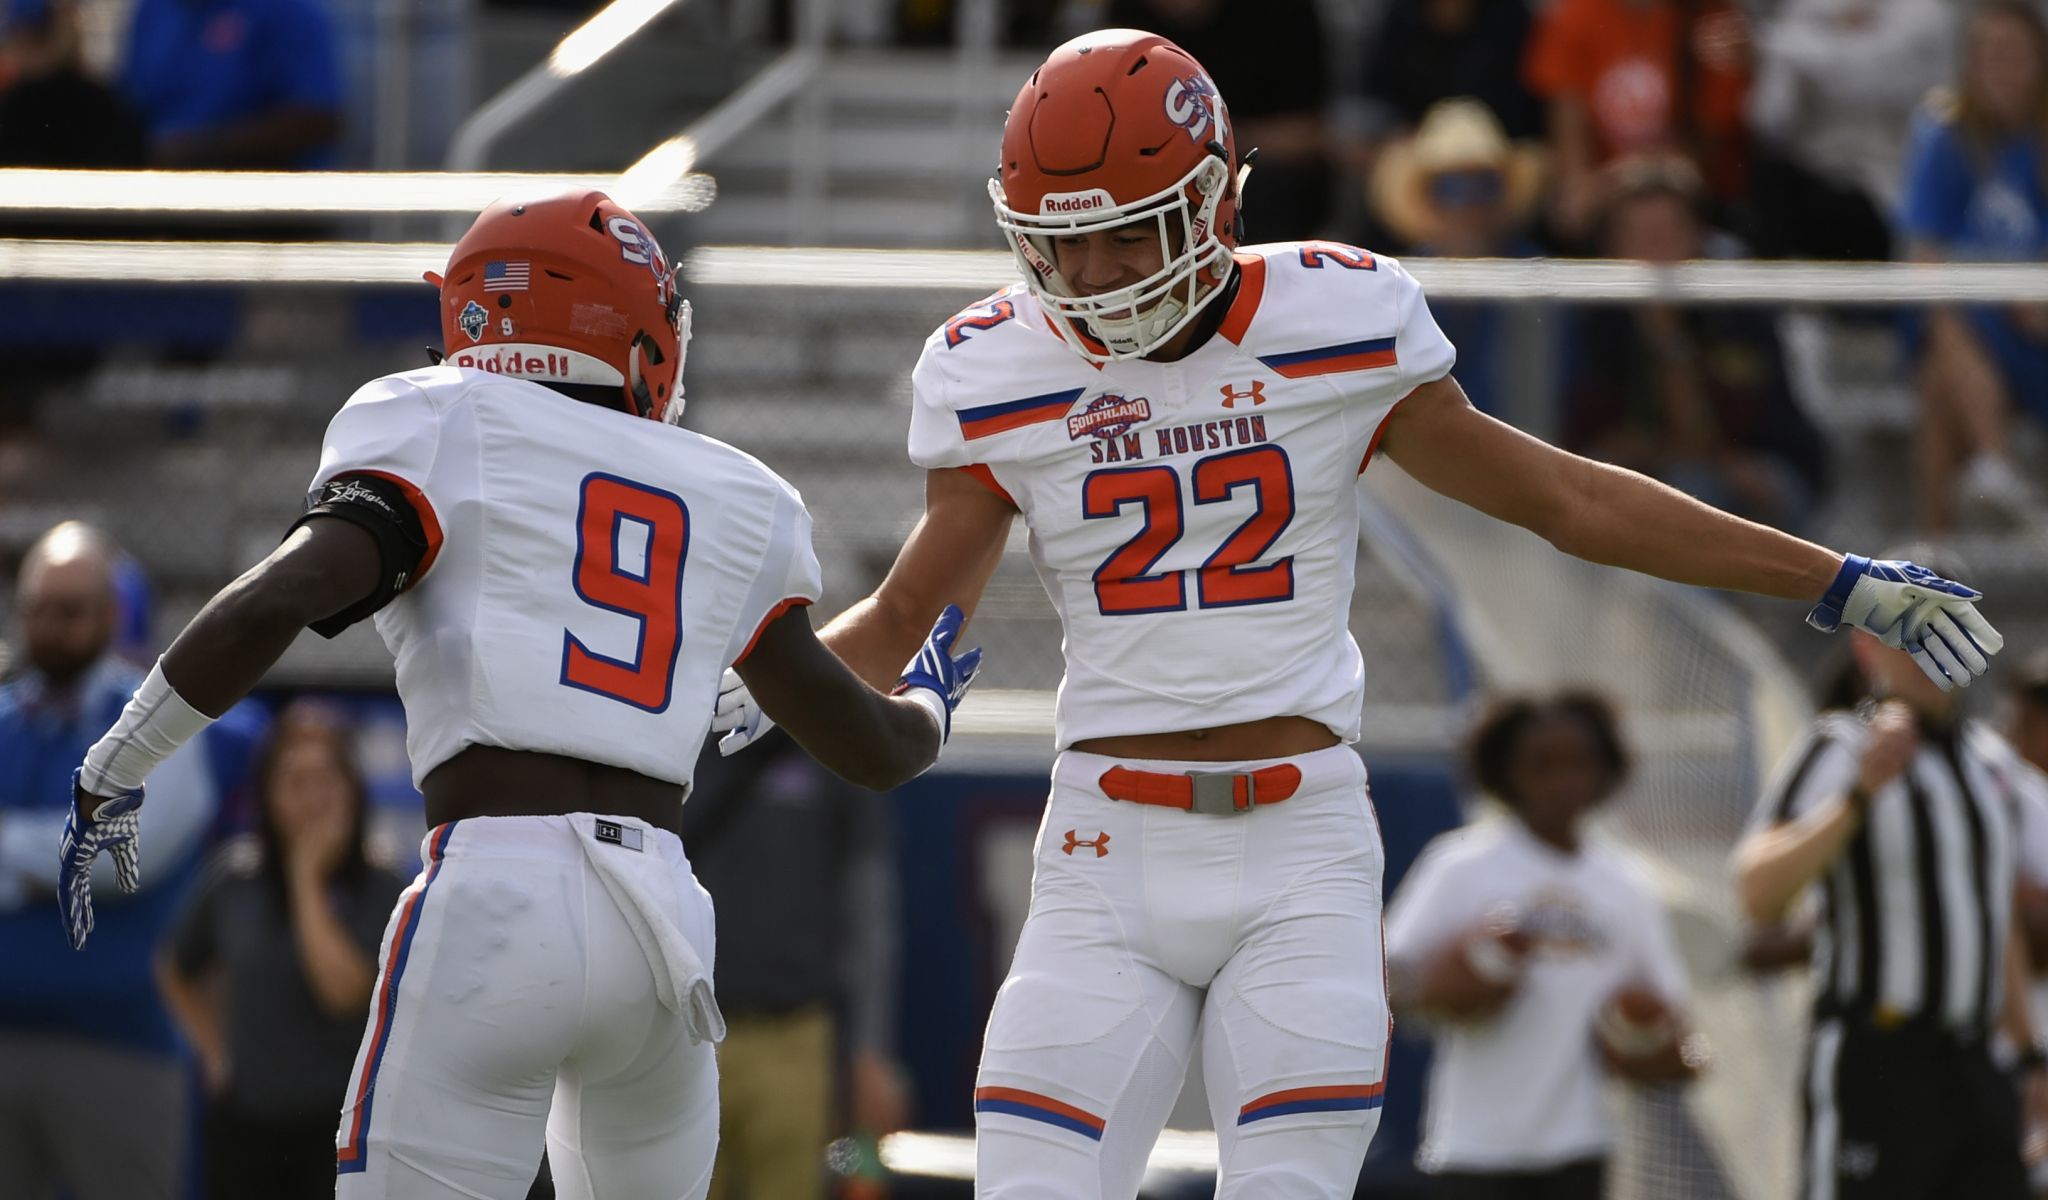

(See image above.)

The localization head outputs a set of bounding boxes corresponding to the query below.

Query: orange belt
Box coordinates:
[1097,764,1303,815]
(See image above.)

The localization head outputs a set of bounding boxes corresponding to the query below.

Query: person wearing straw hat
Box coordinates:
[1369,98,1545,420]
[1371,98,1546,260]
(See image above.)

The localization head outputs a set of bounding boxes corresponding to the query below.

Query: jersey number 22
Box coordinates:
[561,472,689,713]
[1084,444,1296,616]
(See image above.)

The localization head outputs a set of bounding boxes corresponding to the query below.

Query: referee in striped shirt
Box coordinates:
[1735,620,2048,1198]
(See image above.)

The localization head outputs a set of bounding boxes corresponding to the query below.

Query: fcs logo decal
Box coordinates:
[458,299,489,343]
[1220,381,1265,408]
[1163,74,1221,143]
[1061,830,1110,858]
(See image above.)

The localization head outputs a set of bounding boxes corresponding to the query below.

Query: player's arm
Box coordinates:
[819,467,1015,689]
[1378,377,2001,686]
[1378,376,1842,601]
[59,510,396,949]
[78,516,381,816]
[735,603,978,792]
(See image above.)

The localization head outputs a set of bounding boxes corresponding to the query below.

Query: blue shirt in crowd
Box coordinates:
[1900,104,2048,260]
[119,0,344,169]
[0,658,228,1053]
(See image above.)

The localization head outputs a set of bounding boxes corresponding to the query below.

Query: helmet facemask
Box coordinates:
[992,154,1234,364]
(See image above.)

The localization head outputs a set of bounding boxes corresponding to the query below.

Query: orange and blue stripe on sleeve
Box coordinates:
[1257,337,1398,380]
[336,821,458,1176]
[973,1087,1106,1141]
[1237,1082,1385,1125]
[956,388,1084,441]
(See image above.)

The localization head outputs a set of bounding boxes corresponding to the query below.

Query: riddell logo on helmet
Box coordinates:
[452,347,575,379]
[1041,190,1114,215]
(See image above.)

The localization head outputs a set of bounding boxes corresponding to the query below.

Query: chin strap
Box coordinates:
[626,331,665,418]
[1229,145,1258,243]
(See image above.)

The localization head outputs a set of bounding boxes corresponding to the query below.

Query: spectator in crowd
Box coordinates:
[686,729,909,1199]
[1348,0,1541,162]
[1523,0,1752,247]
[119,0,344,168]
[1746,0,1953,261]
[1900,0,2048,534]
[0,0,149,426]
[1369,97,1545,418]
[1105,0,1332,240]
[0,0,144,171]
[0,521,224,1199]
[1372,99,1546,260]
[1385,691,1699,1200]
[157,703,406,1199]
[1734,551,2048,1200]
[1559,156,1828,533]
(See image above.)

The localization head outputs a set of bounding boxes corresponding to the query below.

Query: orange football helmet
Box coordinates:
[991,29,1244,363]
[429,190,692,423]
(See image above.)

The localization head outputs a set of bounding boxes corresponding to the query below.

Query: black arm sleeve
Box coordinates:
[287,473,429,638]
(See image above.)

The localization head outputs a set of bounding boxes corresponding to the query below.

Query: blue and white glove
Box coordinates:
[710,669,775,757]
[58,769,144,951]
[1806,555,2004,690]
[894,604,984,742]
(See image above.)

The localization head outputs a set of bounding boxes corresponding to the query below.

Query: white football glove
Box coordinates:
[1806,555,2004,690]
[58,769,144,951]
[710,668,775,756]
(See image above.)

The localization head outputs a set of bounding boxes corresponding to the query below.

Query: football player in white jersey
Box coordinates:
[54,190,982,1200]
[721,29,2002,1197]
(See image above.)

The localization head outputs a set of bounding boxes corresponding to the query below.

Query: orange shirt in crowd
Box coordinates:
[1523,0,1751,201]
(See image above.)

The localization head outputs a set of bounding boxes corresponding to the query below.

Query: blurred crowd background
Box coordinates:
[2,0,2048,1198]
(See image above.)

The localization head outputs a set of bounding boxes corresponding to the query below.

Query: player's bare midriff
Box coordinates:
[1072,714,1339,762]
[421,745,685,836]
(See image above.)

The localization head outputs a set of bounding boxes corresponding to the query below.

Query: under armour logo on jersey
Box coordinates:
[1221,381,1265,408]
[1061,830,1110,858]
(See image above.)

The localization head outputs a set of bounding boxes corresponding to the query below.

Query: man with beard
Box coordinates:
[0,521,223,1199]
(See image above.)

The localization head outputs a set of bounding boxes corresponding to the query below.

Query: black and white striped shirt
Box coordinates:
[1751,713,2028,1034]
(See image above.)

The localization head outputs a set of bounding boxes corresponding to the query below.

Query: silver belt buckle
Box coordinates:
[1187,771,1249,815]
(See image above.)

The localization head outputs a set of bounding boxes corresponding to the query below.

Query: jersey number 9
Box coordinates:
[560,472,689,713]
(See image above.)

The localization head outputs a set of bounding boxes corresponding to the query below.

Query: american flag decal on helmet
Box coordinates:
[483,261,531,292]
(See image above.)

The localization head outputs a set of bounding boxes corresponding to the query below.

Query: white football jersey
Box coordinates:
[309,366,821,790]
[909,242,1456,748]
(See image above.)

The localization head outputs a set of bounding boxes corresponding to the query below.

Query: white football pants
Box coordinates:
[335,814,721,1199]
[975,744,1389,1198]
